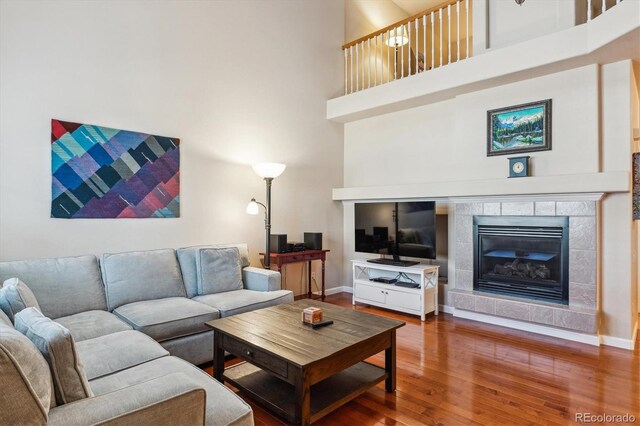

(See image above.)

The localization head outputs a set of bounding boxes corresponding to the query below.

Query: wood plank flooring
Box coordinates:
[204,293,640,425]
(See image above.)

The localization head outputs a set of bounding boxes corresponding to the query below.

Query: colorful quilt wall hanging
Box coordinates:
[51,119,180,218]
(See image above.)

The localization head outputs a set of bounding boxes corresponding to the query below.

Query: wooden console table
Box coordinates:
[260,250,330,300]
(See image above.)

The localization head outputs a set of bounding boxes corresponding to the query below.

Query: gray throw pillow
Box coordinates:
[14,307,93,405]
[0,278,41,323]
[196,247,243,295]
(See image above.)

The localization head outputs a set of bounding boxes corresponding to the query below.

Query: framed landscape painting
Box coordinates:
[487,99,552,156]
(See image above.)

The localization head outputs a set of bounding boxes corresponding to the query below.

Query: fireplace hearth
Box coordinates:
[473,216,569,304]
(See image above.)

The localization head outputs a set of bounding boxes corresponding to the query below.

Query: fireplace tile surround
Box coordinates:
[450,200,598,334]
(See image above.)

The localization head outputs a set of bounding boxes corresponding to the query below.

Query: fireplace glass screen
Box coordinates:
[473,216,569,304]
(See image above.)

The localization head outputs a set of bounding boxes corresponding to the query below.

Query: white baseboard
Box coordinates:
[453,308,601,346]
[600,321,638,350]
[439,304,455,314]
[312,286,353,296]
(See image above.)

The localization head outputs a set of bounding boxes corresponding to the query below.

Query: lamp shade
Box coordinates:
[246,199,259,215]
[252,162,286,179]
[385,26,409,47]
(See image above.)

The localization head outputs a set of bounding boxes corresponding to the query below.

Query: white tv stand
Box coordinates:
[352,260,439,321]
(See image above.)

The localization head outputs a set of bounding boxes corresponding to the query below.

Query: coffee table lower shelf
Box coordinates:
[224,361,387,424]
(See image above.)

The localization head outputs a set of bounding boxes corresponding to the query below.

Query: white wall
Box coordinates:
[345,65,599,187]
[0,1,345,292]
[473,0,576,54]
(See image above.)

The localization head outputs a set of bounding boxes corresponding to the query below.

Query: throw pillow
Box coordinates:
[14,307,93,405]
[196,247,243,295]
[0,278,41,323]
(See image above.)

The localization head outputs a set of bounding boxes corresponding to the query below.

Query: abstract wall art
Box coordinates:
[51,119,180,218]
[487,99,552,156]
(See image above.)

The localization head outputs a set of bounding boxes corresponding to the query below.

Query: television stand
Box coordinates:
[367,258,419,267]
[352,260,439,321]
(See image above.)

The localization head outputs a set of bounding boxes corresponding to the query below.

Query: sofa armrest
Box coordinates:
[242,267,281,292]
[48,373,206,426]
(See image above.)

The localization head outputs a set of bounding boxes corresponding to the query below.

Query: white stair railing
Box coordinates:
[343,0,624,95]
[343,0,471,94]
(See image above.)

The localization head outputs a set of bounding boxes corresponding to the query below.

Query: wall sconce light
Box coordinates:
[247,162,286,269]
[515,0,526,5]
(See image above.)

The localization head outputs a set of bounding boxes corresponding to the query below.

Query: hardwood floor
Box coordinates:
[205,293,640,425]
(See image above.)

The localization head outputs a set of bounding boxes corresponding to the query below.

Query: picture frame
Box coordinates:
[487,99,552,156]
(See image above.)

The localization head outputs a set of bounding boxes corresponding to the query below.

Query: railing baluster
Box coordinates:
[415,19,419,73]
[344,49,348,95]
[374,35,378,86]
[431,11,435,69]
[466,0,470,58]
[387,30,391,83]
[456,0,460,62]
[355,44,359,91]
[361,42,365,89]
[367,38,371,88]
[408,21,412,76]
[350,46,353,93]
[448,4,451,64]
[439,9,443,67]
[588,0,592,20]
[401,24,405,78]
[423,15,427,71]
[602,0,606,14]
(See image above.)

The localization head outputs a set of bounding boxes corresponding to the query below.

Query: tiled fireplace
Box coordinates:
[450,199,598,335]
[474,215,569,304]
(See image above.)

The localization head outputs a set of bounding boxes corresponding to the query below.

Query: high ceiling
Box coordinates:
[389,0,446,15]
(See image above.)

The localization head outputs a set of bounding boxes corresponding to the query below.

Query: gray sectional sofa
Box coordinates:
[0,244,294,425]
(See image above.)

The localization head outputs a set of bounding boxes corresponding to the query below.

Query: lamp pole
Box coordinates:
[264,177,273,269]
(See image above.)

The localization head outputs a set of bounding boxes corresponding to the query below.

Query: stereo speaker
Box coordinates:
[304,232,322,250]
[270,234,288,253]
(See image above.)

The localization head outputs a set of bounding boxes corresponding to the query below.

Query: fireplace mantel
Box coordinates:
[333,172,627,201]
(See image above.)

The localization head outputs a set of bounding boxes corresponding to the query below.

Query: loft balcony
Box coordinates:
[328,0,640,123]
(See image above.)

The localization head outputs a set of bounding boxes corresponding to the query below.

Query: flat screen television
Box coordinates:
[355,201,436,266]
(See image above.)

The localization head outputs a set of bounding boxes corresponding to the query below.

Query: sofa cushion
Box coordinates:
[177,243,251,298]
[0,308,11,326]
[101,249,186,310]
[77,330,169,380]
[0,255,107,319]
[196,247,243,295]
[14,308,93,405]
[55,310,132,342]
[160,330,213,366]
[89,356,253,426]
[0,277,41,322]
[0,322,54,424]
[113,297,219,342]
[193,289,294,317]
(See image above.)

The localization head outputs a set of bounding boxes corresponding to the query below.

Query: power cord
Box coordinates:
[397,272,418,284]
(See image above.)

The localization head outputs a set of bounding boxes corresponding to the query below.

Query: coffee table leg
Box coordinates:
[321,258,326,301]
[213,332,225,382]
[385,331,396,392]
[294,371,311,425]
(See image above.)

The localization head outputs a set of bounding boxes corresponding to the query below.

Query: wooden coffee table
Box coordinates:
[206,300,405,425]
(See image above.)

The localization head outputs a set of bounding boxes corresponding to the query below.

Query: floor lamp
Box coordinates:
[385,26,408,80]
[246,162,286,269]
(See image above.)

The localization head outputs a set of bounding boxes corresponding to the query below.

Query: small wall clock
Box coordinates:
[508,156,530,178]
